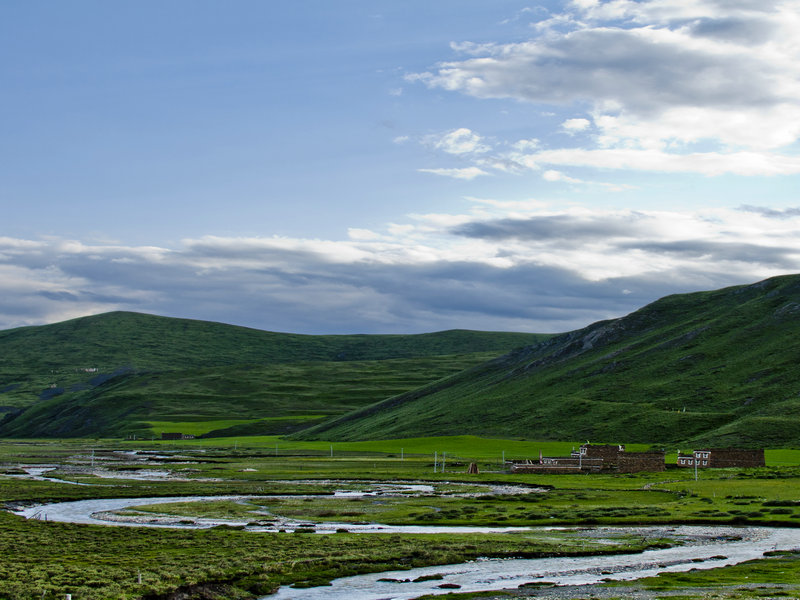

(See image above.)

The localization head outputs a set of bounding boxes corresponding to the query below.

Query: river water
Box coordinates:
[5,466,91,486]
[266,525,800,600]
[10,491,800,599]
[12,493,534,534]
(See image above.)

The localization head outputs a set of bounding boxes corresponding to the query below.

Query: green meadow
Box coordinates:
[147,432,650,459]
[2,435,800,599]
[0,311,546,439]
[302,274,800,448]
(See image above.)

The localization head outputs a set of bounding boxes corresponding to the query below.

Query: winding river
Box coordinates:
[12,491,534,534]
[10,490,800,599]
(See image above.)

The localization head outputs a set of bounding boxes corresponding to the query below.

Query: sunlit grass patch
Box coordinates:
[146,420,263,436]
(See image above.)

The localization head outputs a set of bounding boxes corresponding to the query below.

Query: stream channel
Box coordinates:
[11,483,800,599]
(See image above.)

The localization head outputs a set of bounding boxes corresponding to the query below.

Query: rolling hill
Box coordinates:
[299,274,800,448]
[0,311,546,438]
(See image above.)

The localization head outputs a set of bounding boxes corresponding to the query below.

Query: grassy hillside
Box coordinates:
[299,274,800,448]
[0,312,546,437]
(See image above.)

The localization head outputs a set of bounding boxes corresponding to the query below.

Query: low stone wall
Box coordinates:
[510,465,585,474]
[618,452,666,473]
[510,457,604,474]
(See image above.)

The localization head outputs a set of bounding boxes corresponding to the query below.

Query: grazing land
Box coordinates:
[304,274,800,446]
[5,274,800,447]
[2,436,800,600]
[4,276,800,598]
[0,311,545,438]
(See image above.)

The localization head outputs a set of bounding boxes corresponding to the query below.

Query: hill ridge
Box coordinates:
[297,274,800,447]
[0,311,547,438]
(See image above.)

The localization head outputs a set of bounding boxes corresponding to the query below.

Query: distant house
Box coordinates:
[511,443,665,474]
[677,448,764,469]
[161,432,195,440]
[580,443,626,468]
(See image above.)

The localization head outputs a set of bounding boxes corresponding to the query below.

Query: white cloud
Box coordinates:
[3,202,800,334]
[512,138,540,151]
[410,0,800,177]
[427,128,491,155]
[348,228,382,241]
[539,169,630,191]
[542,169,582,183]
[418,166,489,180]
[527,147,800,176]
[562,118,591,133]
[571,0,785,29]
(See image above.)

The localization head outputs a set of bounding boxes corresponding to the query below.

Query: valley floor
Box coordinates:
[2,437,800,600]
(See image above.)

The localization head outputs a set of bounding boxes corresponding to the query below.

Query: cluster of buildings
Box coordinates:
[160,432,195,440]
[510,444,764,474]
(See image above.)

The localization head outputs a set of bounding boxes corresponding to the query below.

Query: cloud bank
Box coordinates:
[3,203,799,334]
[5,1,800,335]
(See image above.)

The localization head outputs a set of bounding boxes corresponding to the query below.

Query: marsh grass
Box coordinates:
[2,437,800,598]
[0,512,652,600]
[614,551,800,595]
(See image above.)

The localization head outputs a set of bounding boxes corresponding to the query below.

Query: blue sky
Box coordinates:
[3,0,800,334]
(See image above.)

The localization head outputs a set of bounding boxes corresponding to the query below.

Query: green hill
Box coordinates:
[299,274,800,448]
[0,312,546,438]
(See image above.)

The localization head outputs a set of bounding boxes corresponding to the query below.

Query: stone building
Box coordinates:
[580,444,626,468]
[618,451,666,473]
[511,443,664,474]
[160,432,195,440]
[677,448,764,468]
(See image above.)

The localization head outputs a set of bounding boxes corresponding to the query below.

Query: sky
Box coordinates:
[2,0,800,334]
